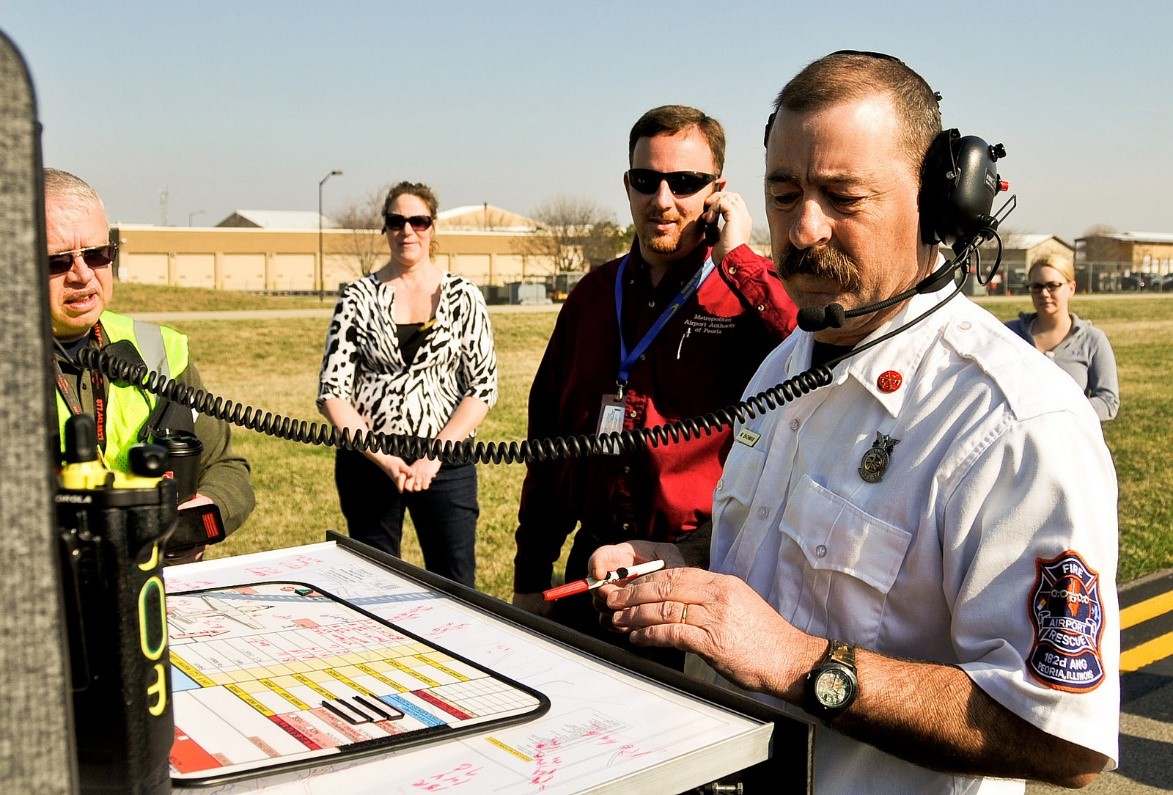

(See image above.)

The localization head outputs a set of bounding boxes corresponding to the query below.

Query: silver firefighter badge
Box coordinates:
[859,432,900,483]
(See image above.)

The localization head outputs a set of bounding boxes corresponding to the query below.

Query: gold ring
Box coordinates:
[680,603,689,625]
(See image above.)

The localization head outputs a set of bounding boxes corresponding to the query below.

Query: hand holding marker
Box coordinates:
[542,559,666,602]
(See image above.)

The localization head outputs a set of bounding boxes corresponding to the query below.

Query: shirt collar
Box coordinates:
[629,241,710,289]
[783,264,960,419]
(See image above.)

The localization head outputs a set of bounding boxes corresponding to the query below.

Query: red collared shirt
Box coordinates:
[514,243,797,592]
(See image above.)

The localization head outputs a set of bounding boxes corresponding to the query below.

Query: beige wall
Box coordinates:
[112,225,558,293]
[1077,236,1173,272]
[221,254,266,291]
[1075,235,1173,290]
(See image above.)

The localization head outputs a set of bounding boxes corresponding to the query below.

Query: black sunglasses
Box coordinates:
[627,169,719,197]
[47,244,118,276]
[383,214,434,232]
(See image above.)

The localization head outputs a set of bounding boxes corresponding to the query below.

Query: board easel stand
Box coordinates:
[332,532,812,793]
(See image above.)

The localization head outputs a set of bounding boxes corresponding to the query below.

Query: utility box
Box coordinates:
[508,281,552,305]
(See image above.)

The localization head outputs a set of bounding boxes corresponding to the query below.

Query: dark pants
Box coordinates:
[334,448,478,588]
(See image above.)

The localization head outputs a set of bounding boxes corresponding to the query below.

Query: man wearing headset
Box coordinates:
[512,105,798,652]
[46,168,255,562]
[589,54,1118,791]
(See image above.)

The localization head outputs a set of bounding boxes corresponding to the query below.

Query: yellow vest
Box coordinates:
[55,311,190,474]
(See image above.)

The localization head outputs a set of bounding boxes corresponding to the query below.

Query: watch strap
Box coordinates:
[825,639,856,668]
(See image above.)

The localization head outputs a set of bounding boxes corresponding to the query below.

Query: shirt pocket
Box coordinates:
[778,475,913,645]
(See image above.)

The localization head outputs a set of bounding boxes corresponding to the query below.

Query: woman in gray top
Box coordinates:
[1006,256,1119,421]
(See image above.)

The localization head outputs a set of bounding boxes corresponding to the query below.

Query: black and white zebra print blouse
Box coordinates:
[317,272,498,438]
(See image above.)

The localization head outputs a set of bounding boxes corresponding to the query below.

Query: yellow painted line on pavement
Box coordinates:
[1120,590,1173,629]
[1120,632,1173,673]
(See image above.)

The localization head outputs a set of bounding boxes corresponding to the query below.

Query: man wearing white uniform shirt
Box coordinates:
[589,51,1118,792]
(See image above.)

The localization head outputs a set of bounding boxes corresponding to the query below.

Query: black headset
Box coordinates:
[918,128,1007,253]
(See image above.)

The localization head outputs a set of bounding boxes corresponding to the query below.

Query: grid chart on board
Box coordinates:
[167,582,548,781]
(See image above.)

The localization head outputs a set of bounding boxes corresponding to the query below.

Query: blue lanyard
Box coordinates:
[613,253,716,389]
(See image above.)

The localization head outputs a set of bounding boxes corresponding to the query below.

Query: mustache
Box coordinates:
[775,245,861,290]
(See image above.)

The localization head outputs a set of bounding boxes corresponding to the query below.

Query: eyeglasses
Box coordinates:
[383,214,433,232]
[627,169,719,197]
[47,244,118,276]
[1028,281,1067,294]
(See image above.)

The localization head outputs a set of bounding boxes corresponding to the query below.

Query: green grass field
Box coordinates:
[112,284,1173,597]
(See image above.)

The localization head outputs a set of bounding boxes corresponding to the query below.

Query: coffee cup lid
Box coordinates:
[153,428,203,454]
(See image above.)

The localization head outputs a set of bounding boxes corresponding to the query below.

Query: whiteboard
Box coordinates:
[168,580,550,783]
[163,540,798,794]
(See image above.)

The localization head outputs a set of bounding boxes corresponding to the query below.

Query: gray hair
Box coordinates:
[44,168,106,212]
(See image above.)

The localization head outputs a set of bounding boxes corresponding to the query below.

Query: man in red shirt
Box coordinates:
[512,105,798,649]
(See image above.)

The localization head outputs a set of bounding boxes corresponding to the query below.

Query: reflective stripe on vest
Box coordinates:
[133,318,169,379]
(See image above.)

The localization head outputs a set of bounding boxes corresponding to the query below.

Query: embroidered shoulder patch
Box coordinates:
[1027,551,1106,693]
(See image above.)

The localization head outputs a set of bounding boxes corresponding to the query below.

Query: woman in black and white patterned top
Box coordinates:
[318,182,497,587]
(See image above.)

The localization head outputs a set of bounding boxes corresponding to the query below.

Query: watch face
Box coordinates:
[814,668,853,708]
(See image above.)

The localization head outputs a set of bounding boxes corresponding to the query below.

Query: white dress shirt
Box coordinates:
[706,284,1119,794]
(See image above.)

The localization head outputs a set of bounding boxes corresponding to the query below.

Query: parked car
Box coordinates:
[1149,274,1173,292]
[1119,274,1150,291]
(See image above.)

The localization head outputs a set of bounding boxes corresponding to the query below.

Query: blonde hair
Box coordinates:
[1030,255,1075,283]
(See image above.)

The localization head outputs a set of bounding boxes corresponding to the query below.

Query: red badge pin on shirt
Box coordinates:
[877,370,903,393]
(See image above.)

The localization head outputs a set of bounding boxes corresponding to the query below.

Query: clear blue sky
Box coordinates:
[3,1,1169,243]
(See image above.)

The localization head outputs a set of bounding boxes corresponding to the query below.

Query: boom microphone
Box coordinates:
[797,303,846,332]
[795,256,967,333]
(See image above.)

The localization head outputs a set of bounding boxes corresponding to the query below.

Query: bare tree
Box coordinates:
[333,186,389,276]
[582,220,627,269]
[514,195,623,274]
[1082,223,1117,238]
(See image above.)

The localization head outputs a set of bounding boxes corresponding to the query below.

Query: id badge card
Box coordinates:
[597,394,626,455]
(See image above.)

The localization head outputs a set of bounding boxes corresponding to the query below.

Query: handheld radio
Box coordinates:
[57,412,177,794]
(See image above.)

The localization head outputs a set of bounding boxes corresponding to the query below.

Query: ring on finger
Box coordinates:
[680,603,689,625]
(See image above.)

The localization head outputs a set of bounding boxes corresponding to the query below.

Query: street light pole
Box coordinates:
[188,210,204,226]
[318,169,343,301]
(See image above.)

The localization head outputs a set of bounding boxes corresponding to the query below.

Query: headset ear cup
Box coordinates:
[919,129,957,246]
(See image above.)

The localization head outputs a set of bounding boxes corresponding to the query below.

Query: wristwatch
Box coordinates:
[805,639,859,719]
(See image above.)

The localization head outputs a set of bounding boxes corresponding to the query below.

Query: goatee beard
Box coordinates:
[776,246,861,291]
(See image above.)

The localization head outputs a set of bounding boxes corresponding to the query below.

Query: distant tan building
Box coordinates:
[111,204,559,298]
[1075,231,1173,291]
[215,209,335,229]
[436,204,537,232]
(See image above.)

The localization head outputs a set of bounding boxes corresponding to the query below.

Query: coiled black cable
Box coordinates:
[82,205,1012,466]
[79,345,833,465]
